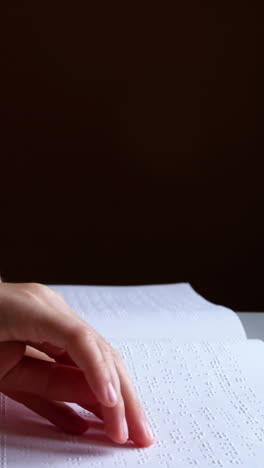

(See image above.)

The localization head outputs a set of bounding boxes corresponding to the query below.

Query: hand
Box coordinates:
[0,282,154,446]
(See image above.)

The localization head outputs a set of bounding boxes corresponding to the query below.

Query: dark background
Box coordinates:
[0,3,261,310]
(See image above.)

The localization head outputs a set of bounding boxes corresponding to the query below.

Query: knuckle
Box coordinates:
[27,282,44,292]
[69,324,95,346]
[20,283,65,309]
[100,340,112,355]
[49,288,66,302]
[44,286,60,297]
[94,357,107,372]
[19,283,44,301]
[26,283,60,300]
[111,347,122,362]
[90,357,109,383]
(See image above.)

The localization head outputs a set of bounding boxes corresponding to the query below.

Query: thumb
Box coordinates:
[0,342,26,381]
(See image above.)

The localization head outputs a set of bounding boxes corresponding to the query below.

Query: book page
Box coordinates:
[1,339,264,467]
[49,283,246,342]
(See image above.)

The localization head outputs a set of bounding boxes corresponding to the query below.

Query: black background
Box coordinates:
[0,3,261,310]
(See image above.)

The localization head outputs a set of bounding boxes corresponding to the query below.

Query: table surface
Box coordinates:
[237,313,264,340]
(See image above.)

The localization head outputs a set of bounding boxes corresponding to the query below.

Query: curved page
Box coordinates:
[49,283,246,342]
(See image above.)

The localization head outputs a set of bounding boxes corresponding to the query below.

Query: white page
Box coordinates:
[48,283,246,342]
[2,339,264,468]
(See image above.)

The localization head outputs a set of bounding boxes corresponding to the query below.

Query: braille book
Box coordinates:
[1,283,264,467]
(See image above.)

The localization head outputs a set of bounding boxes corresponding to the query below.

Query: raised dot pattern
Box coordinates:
[2,339,264,467]
[49,284,246,342]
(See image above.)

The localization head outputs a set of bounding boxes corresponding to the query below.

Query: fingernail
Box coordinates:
[106,382,118,405]
[122,417,129,441]
[144,420,154,440]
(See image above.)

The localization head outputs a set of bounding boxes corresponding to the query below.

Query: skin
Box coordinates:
[0,282,154,446]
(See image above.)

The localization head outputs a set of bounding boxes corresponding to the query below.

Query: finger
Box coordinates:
[27,329,119,415]
[3,391,89,434]
[4,283,119,409]
[102,399,128,445]
[25,345,55,362]
[55,325,119,408]
[3,283,119,409]
[0,356,98,405]
[99,345,128,444]
[29,322,118,410]
[115,357,155,447]
[0,342,26,380]
[31,285,78,320]
[2,345,104,424]
[26,342,76,366]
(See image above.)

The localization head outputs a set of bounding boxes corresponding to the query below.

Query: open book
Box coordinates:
[1,283,264,467]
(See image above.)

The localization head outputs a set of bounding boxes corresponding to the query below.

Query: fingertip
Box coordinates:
[144,435,155,447]
[143,420,154,442]
[132,435,155,448]
[128,420,155,447]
